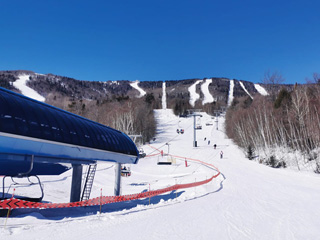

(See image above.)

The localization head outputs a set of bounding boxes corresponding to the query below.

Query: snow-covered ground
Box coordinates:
[130,80,146,98]
[12,75,45,102]
[162,81,167,110]
[239,81,253,99]
[188,80,203,107]
[2,109,320,240]
[254,84,269,96]
[227,79,234,106]
[201,78,215,104]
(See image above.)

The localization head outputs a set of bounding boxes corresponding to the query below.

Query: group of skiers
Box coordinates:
[204,138,223,159]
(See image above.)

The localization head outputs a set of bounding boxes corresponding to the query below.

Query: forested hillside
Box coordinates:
[225,82,320,173]
[0,70,297,148]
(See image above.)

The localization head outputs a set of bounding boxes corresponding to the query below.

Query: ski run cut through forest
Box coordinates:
[1,106,320,240]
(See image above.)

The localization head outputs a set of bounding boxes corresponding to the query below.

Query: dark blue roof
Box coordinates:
[0,87,138,157]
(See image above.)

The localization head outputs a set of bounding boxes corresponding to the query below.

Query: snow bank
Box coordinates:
[13,75,45,102]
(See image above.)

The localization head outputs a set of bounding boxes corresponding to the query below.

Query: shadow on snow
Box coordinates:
[9,190,185,219]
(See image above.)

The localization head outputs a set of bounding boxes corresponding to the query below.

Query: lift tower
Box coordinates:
[190,111,202,147]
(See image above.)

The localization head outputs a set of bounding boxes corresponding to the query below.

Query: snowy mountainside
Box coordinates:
[0,70,291,109]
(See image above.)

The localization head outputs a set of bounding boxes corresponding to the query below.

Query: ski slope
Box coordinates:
[2,110,320,240]
[188,80,203,107]
[239,81,253,99]
[227,79,234,106]
[12,75,45,102]
[254,84,268,96]
[130,80,146,98]
[162,81,167,110]
[201,78,215,104]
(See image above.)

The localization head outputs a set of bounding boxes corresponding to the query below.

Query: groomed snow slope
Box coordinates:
[201,78,215,104]
[227,79,234,106]
[162,81,167,110]
[130,80,146,98]
[2,110,320,240]
[254,84,268,96]
[188,80,203,107]
[12,75,45,102]
[239,81,253,99]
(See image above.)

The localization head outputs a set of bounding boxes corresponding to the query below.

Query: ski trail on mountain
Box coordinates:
[239,81,253,99]
[227,79,234,106]
[188,80,203,107]
[201,78,215,104]
[254,84,268,96]
[130,80,146,98]
[162,81,167,110]
[13,75,45,102]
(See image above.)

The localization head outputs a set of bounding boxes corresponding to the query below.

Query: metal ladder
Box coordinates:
[80,163,97,201]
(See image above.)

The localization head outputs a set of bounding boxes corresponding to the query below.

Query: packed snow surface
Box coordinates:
[162,81,167,110]
[2,109,320,240]
[227,79,234,106]
[254,84,269,96]
[239,81,253,99]
[12,75,45,102]
[201,78,215,104]
[130,80,146,98]
[188,80,203,107]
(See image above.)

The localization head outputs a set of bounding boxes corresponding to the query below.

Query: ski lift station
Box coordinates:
[0,87,139,202]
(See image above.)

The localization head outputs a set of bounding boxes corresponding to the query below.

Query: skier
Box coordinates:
[213,144,217,149]
[220,151,223,159]
[208,140,210,145]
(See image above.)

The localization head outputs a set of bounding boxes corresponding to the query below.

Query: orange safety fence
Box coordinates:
[145,152,161,158]
[0,145,220,210]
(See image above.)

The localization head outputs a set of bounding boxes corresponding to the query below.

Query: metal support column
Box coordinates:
[70,164,83,202]
[114,163,121,196]
[193,115,197,147]
[214,110,220,130]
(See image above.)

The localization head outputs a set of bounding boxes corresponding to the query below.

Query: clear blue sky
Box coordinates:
[1,0,319,84]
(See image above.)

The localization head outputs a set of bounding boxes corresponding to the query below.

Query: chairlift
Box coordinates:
[139,148,146,158]
[1,155,44,202]
[1,175,44,202]
[121,166,131,177]
[206,121,213,126]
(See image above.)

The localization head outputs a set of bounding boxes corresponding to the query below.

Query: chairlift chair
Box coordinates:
[139,148,146,158]
[121,166,131,177]
[2,175,44,202]
[1,155,44,202]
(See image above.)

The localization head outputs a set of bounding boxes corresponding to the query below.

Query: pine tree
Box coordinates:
[247,145,254,160]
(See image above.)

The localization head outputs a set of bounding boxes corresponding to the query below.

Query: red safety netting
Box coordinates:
[0,146,220,210]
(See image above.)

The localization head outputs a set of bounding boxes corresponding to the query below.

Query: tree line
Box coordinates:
[225,83,320,173]
[46,93,156,145]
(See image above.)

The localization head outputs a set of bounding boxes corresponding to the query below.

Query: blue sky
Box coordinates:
[1,0,319,84]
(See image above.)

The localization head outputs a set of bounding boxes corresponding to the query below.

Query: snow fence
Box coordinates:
[0,149,220,210]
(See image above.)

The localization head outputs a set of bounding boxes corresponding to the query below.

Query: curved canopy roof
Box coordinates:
[0,87,139,167]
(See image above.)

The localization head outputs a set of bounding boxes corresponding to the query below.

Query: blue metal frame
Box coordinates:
[0,87,139,176]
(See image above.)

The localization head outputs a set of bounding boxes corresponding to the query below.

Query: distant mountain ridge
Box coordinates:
[0,70,294,110]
